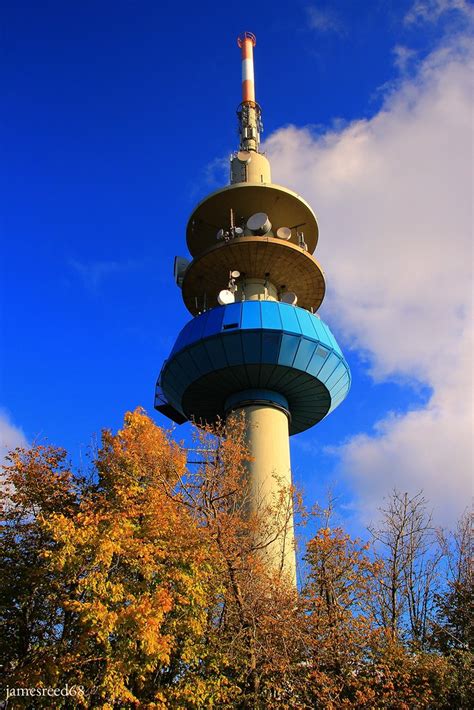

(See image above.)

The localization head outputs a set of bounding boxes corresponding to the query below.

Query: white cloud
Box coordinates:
[0,410,28,465]
[306,6,344,35]
[392,44,417,72]
[404,0,474,25]
[265,34,473,525]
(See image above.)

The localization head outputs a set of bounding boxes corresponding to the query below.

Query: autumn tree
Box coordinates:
[157,416,303,708]
[0,445,82,686]
[1,413,471,708]
[297,499,465,710]
[1,411,233,707]
[297,501,380,708]
[0,410,302,708]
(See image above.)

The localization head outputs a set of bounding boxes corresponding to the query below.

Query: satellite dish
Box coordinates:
[276,226,292,240]
[234,227,244,236]
[230,270,240,279]
[281,292,298,306]
[216,228,225,240]
[174,256,190,288]
[218,289,235,305]
[247,212,272,235]
[237,150,252,164]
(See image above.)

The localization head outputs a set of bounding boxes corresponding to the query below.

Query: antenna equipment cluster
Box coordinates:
[218,269,240,305]
[217,209,245,241]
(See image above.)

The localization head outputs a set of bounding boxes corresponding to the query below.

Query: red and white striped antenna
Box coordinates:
[236,32,262,152]
[238,31,257,104]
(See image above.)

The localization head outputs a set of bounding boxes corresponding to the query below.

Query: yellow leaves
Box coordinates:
[5,411,465,709]
[98,408,187,496]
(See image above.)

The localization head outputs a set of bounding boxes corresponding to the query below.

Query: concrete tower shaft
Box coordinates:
[155,34,351,583]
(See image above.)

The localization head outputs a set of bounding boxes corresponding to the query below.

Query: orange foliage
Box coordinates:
[1,409,470,708]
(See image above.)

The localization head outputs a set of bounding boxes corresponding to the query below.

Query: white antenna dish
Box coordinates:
[281,291,298,306]
[234,227,244,236]
[174,256,190,288]
[237,150,252,164]
[277,226,292,240]
[216,228,225,240]
[247,212,272,235]
[230,270,240,279]
[218,289,235,305]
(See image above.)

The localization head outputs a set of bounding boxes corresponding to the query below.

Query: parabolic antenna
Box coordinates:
[281,291,298,306]
[234,227,244,236]
[237,151,252,164]
[276,226,292,240]
[230,270,241,279]
[247,212,272,235]
[218,289,236,305]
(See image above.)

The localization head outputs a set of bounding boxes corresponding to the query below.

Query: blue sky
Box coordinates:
[1,0,472,534]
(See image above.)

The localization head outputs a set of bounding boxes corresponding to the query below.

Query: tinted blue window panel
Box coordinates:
[203,306,225,338]
[182,312,207,348]
[164,359,186,383]
[175,357,196,387]
[320,321,341,355]
[261,301,282,330]
[241,302,262,329]
[162,381,181,407]
[295,308,315,339]
[279,304,301,334]
[308,316,327,343]
[324,362,348,390]
[293,338,318,371]
[173,351,197,386]
[331,376,350,399]
[222,302,242,329]
[307,347,330,376]
[203,337,228,369]
[187,342,214,376]
[242,332,261,362]
[222,332,244,366]
[170,321,193,355]
[329,390,348,411]
[278,333,300,366]
[261,332,281,362]
[318,352,341,382]
[170,327,188,356]
[335,380,350,399]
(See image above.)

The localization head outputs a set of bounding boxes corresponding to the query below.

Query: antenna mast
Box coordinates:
[237,32,263,152]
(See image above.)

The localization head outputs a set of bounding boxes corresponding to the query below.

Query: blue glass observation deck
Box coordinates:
[156,301,350,435]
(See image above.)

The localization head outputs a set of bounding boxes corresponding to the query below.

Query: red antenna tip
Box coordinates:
[237,31,256,48]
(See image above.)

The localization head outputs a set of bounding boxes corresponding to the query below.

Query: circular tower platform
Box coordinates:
[186,183,319,256]
[157,301,350,435]
[181,236,326,315]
